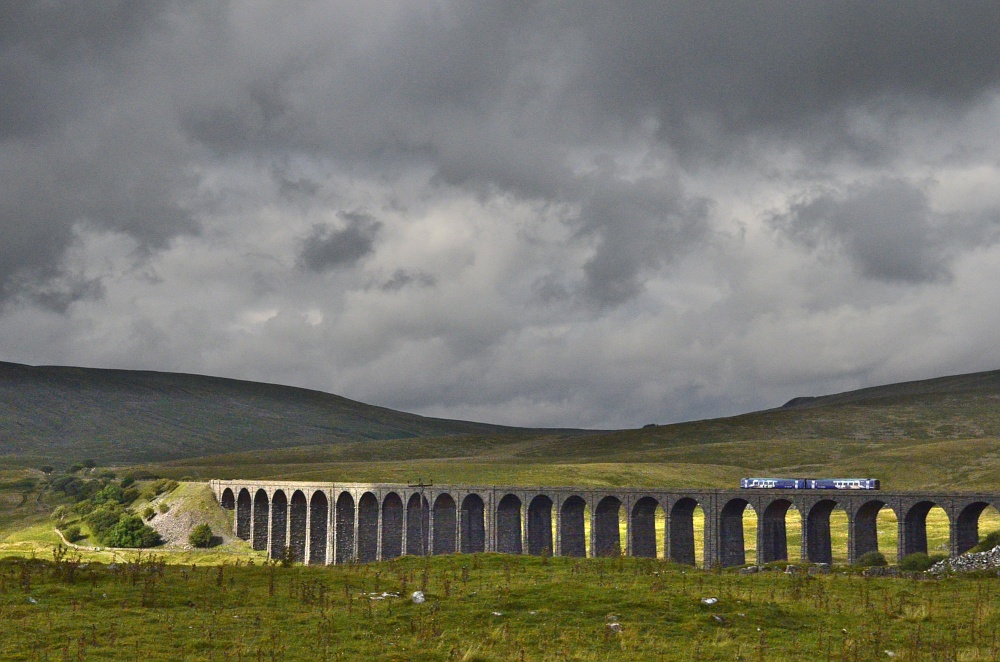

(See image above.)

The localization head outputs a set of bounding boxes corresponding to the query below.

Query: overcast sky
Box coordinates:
[4,1,1000,429]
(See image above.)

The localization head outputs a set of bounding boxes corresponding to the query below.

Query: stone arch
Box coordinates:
[760,498,797,564]
[382,492,404,559]
[221,488,235,510]
[497,494,522,554]
[252,489,269,551]
[956,501,993,555]
[236,488,252,541]
[719,498,754,567]
[358,492,379,563]
[433,494,457,555]
[460,494,485,553]
[852,499,891,562]
[406,494,429,556]
[527,495,554,556]
[309,491,328,565]
[560,496,587,557]
[902,500,944,557]
[669,497,701,566]
[289,490,307,563]
[335,491,354,564]
[594,496,623,557]
[630,497,660,559]
[270,490,288,560]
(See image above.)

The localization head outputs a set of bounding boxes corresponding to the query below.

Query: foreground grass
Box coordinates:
[3,553,1000,661]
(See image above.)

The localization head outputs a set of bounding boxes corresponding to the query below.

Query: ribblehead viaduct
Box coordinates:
[209,480,999,568]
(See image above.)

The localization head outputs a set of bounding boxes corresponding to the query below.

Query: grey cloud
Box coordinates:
[379,270,436,292]
[773,179,958,283]
[298,213,382,272]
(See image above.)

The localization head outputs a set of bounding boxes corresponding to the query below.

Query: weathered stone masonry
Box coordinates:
[210,480,1000,568]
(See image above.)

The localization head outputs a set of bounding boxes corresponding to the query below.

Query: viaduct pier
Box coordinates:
[210,480,999,568]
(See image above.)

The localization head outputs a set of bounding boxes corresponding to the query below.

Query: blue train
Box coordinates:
[740,477,880,490]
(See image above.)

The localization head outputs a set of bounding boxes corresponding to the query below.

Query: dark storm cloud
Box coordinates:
[298,213,382,272]
[771,179,1000,284]
[5,0,1000,429]
[0,0,196,304]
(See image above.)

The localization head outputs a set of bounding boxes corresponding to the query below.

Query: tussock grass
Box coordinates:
[3,553,1000,660]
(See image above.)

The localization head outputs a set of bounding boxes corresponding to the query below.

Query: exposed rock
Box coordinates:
[928,545,1000,573]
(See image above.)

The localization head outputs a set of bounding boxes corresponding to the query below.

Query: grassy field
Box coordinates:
[3,553,1000,661]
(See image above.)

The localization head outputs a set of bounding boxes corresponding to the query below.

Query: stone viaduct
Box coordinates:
[209,480,1000,568]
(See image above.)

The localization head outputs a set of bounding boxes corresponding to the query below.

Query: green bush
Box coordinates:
[85,503,125,539]
[120,476,135,488]
[898,552,946,571]
[142,506,155,520]
[158,502,170,514]
[103,515,161,548]
[969,529,1000,554]
[854,550,887,567]
[61,525,82,543]
[189,524,214,548]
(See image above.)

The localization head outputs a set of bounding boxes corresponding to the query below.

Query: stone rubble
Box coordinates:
[928,545,1000,573]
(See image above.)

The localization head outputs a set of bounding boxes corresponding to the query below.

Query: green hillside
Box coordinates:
[5,362,1000,491]
[145,368,1000,491]
[0,362,565,466]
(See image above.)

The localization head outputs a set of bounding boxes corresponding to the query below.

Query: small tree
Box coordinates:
[189,524,214,548]
[104,514,161,548]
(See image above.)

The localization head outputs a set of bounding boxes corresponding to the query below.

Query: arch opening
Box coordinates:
[358,492,379,563]
[955,501,1000,555]
[497,494,522,554]
[335,492,354,564]
[759,499,801,565]
[309,491,328,565]
[902,501,944,558]
[853,500,893,563]
[594,496,623,557]
[433,494,457,555]
[252,489,269,552]
[220,488,235,510]
[289,490,307,563]
[528,495,554,556]
[560,496,587,557]
[719,498,754,567]
[630,497,660,559]
[236,488,252,541]
[270,490,288,560]
[669,498,704,566]
[382,493,403,560]
[406,494,429,556]
[805,499,849,564]
[460,494,485,553]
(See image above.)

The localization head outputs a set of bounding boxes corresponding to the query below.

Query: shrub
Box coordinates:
[899,552,948,572]
[103,515,161,548]
[855,551,887,567]
[158,502,170,514]
[189,524,214,548]
[85,504,125,539]
[120,476,135,489]
[969,529,1000,554]
[142,506,156,521]
[61,525,82,543]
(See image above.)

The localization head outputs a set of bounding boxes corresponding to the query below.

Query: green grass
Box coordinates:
[3,553,1000,660]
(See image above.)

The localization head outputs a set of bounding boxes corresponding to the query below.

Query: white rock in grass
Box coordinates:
[411,591,425,604]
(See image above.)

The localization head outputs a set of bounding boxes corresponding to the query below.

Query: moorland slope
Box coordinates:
[0,361,562,466]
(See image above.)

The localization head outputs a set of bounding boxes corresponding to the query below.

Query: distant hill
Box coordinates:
[0,362,548,466]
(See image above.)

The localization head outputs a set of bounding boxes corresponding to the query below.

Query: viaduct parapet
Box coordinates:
[209,480,999,568]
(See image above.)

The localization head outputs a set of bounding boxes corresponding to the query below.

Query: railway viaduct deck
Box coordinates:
[209,480,1000,568]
